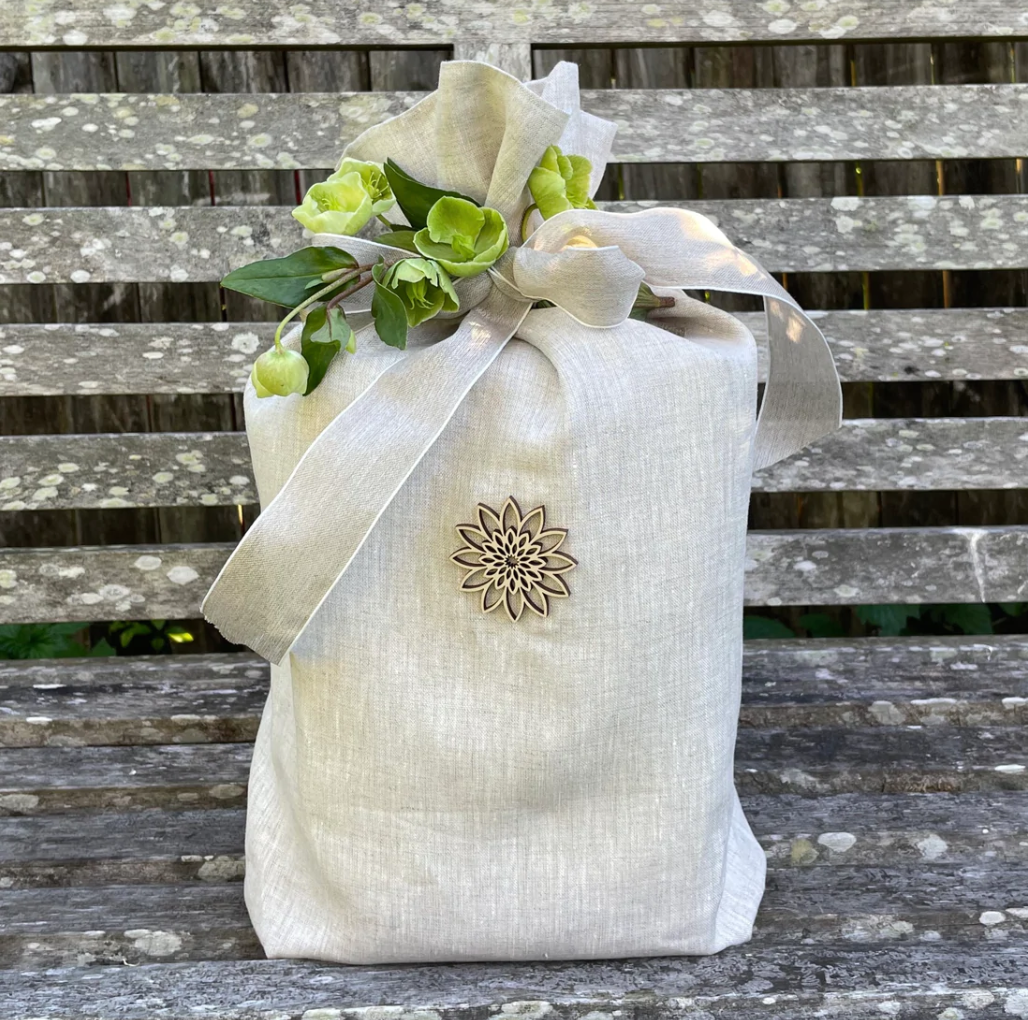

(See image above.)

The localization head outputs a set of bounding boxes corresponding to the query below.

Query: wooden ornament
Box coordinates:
[451,496,577,622]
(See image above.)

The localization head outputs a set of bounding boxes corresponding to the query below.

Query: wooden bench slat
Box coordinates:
[0,0,1020,47]
[3,527,1027,624]
[4,946,1028,1020]
[4,790,1025,889]
[4,85,1027,172]
[4,195,1028,286]
[4,308,1028,397]
[1,418,1023,513]
[3,635,1027,748]
[2,725,1025,817]
[1,861,1026,968]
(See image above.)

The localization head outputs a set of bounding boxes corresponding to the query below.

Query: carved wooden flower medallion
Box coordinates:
[451,497,577,621]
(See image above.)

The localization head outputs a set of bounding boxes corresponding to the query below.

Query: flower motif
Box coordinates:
[451,497,577,622]
[527,144,596,221]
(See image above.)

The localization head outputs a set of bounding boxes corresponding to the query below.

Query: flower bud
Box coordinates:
[528,145,596,221]
[251,347,309,398]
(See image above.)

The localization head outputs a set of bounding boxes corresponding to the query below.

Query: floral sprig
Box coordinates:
[221,157,511,398]
[222,148,669,400]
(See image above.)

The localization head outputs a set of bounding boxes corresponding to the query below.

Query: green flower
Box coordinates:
[413,196,509,278]
[332,158,395,216]
[251,346,309,398]
[293,172,374,236]
[528,145,596,220]
[378,257,459,327]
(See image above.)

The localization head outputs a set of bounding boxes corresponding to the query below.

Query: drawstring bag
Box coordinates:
[203,60,841,964]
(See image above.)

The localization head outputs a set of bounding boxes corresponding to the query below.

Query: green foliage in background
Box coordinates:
[744,602,1028,640]
[106,620,194,654]
[0,623,114,659]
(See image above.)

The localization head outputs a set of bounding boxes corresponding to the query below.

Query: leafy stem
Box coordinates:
[273,263,374,349]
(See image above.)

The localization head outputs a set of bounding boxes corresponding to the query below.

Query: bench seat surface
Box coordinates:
[1,638,1026,1017]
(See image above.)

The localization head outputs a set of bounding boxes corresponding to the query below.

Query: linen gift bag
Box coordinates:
[203,60,841,964]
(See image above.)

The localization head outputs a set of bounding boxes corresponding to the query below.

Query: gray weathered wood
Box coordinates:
[5,195,1028,285]
[5,308,1028,397]
[4,791,1025,889]
[4,84,1028,170]
[744,526,1028,607]
[1,417,1024,513]
[0,1,1021,47]
[2,725,1024,817]
[4,632,1027,747]
[3,526,1028,624]
[0,432,256,511]
[1,861,1027,968]
[4,946,1028,1020]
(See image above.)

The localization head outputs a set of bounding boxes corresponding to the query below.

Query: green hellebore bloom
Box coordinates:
[528,144,596,221]
[251,346,309,398]
[380,257,460,327]
[331,158,395,216]
[413,196,509,278]
[292,171,374,236]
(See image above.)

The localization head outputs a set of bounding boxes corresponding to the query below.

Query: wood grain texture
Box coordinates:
[4,84,1028,170]
[4,526,1028,623]
[0,417,1024,513]
[4,946,1028,1020]
[2,724,1025,817]
[5,308,1028,397]
[2,635,1027,748]
[1,1,1023,47]
[0,862,1026,968]
[3,790,1025,888]
[5,194,1028,285]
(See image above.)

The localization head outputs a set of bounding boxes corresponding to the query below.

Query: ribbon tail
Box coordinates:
[521,207,843,470]
[201,290,530,664]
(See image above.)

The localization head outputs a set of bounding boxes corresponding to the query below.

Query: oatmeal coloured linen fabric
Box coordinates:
[202,60,841,963]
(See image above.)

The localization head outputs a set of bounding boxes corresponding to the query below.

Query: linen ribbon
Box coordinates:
[202,61,842,664]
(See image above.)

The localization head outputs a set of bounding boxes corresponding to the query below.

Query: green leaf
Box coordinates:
[857,604,921,637]
[221,246,358,308]
[300,304,351,394]
[383,159,477,232]
[375,229,420,253]
[798,612,845,639]
[88,637,117,657]
[370,261,409,350]
[933,603,993,635]
[998,602,1026,617]
[742,615,796,640]
[0,622,88,659]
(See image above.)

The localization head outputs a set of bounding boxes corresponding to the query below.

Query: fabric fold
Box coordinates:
[201,290,530,664]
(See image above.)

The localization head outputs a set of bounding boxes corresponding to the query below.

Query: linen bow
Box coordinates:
[202,61,842,664]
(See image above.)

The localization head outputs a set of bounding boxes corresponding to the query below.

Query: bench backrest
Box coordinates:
[1,3,1026,642]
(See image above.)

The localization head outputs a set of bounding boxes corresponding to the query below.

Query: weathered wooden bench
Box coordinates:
[2,3,1027,1016]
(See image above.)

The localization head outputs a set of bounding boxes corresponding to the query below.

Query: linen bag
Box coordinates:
[203,60,841,964]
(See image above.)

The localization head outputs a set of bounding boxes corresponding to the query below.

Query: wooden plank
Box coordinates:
[2,633,1027,748]
[3,791,1025,889]
[743,526,1028,607]
[5,308,1027,397]
[0,432,257,512]
[5,84,1028,171]
[1,724,1025,817]
[4,948,1028,1020]
[0,418,1025,514]
[3,526,1028,623]
[4,195,1028,284]
[1,1,1022,47]
[1,862,1027,968]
